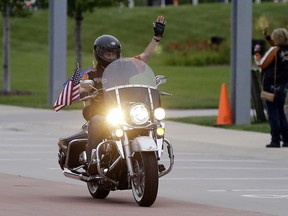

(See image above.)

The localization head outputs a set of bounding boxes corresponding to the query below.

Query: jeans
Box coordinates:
[265,84,288,144]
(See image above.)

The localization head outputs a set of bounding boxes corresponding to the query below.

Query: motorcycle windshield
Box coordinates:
[102,58,160,110]
[102,58,156,89]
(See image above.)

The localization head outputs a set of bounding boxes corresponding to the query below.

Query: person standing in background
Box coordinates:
[254,28,288,148]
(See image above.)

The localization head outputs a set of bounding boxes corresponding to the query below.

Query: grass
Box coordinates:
[168,116,270,133]
[0,3,287,132]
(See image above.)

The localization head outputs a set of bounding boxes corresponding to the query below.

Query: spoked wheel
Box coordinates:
[131,152,159,207]
[87,182,110,199]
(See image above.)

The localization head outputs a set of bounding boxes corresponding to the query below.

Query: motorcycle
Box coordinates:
[57,58,174,207]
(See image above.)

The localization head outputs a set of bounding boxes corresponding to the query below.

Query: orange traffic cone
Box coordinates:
[216,83,233,126]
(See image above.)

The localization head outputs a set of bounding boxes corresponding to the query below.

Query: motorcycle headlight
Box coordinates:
[154,107,166,120]
[107,108,124,126]
[129,103,150,125]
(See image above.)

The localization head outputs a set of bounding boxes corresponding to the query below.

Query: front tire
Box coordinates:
[87,182,110,199]
[131,152,158,207]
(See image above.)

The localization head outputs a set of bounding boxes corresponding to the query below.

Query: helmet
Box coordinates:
[93,35,122,68]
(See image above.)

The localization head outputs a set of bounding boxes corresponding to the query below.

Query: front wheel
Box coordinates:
[87,182,110,199]
[131,152,159,207]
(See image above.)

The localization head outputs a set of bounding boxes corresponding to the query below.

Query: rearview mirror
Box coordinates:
[155,75,167,88]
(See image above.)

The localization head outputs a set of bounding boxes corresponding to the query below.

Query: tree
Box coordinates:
[0,0,33,93]
[0,0,124,93]
[67,0,123,70]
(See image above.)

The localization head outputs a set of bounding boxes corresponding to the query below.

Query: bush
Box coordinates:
[164,38,230,66]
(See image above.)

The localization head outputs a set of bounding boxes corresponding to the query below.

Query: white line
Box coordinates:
[0,138,56,141]
[0,151,55,154]
[234,189,288,192]
[242,194,288,199]
[174,159,272,163]
[174,152,216,156]
[0,158,56,161]
[208,189,288,192]
[208,190,227,192]
[175,167,288,170]
[161,177,288,180]
[0,144,55,147]
[0,159,41,161]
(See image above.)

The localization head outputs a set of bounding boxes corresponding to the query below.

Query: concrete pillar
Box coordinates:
[230,0,252,125]
[48,0,67,105]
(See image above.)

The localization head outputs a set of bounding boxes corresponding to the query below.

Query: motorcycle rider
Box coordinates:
[59,16,166,175]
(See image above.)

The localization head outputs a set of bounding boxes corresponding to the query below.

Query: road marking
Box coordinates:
[161,177,288,180]
[0,158,55,161]
[208,189,288,192]
[0,159,41,161]
[175,167,288,170]
[175,152,216,156]
[242,194,288,199]
[208,190,227,192]
[0,138,56,141]
[174,159,272,163]
[207,189,288,199]
[0,151,55,154]
[0,144,56,147]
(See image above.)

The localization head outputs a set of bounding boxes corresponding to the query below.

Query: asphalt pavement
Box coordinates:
[1,104,288,216]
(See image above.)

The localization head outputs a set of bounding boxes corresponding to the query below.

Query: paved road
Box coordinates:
[0,105,287,216]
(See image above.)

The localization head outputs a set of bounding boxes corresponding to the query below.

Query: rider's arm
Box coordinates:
[138,16,166,63]
[254,46,278,69]
[263,26,275,46]
[138,38,161,63]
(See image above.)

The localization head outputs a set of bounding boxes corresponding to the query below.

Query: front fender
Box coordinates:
[131,136,158,152]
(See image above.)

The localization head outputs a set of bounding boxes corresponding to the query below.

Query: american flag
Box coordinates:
[54,65,81,112]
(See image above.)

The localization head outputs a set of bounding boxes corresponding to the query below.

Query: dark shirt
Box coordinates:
[83,64,106,115]
[262,46,288,90]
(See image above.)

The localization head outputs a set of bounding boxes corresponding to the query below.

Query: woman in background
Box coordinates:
[254,28,288,148]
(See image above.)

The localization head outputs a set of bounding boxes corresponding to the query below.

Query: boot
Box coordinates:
[266,142,281,148]
[86,148,98,175]
[87,161,98,175]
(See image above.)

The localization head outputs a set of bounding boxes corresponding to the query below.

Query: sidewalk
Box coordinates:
[1,104,287,162]
[0,104,273,150]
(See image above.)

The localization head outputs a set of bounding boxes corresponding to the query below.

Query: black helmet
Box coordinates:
[93,35,122,68]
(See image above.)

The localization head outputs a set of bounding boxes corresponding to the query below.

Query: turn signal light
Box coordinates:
[156,127,165,136]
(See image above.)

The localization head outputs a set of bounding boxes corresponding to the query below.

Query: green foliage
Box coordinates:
[0,0,33,17]
[164,38,230,66]
[133,0,147,6]
[67,0,125,17]
[34,0,49,9]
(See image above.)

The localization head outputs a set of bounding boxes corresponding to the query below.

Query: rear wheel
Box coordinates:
[87,182,110,199]
[131,152,158,207]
